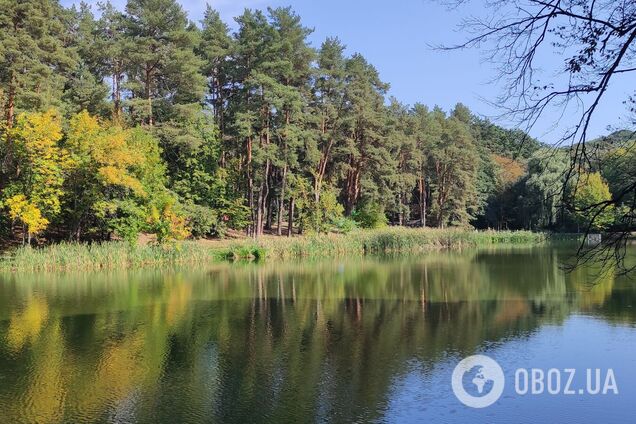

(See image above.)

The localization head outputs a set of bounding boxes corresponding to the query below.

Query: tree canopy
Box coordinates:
[0,0,630,248]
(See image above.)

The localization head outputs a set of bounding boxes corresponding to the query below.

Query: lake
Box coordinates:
[0,244,635,423]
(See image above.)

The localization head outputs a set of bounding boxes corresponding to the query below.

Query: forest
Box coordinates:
[0,0,631,245]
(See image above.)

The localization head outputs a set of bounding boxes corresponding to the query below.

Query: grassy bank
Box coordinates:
[0,228,545,272]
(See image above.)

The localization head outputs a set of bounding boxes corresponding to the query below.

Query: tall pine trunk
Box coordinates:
[266,190,274,231]
[246,136,254,238]
[256,159,270,236]
[287,197,295,237]
[145,65,153,126]
[344,162,360,216]
[112,64,122,122]
[5,74,16,127]
[277,165,287,236]
[418,174,427,227]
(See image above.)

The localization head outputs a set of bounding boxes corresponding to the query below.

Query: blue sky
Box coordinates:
[61,0,635,143]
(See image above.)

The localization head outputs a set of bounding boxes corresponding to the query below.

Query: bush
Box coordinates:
[106,200,148,245]
[183,203,218,238]
[298,187,346,234]
[352,202,388,229]
[147,201,190,244]
[218,198,251,233]
[332,217,358,234]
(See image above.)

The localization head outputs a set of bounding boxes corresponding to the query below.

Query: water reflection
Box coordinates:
[0,244,633,423]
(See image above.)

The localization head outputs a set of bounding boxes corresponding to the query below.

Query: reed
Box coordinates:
[0,228,545,272]
[255,228,545,259]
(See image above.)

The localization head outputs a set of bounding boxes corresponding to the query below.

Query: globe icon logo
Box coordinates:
[451,354,505,408]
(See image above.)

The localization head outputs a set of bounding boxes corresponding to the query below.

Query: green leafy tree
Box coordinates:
[352,201,388,229]
[524,149,569,229]
[297,185,345,234]
[602,145,636,212]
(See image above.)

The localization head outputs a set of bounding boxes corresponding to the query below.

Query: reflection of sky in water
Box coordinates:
[384,316,636,424]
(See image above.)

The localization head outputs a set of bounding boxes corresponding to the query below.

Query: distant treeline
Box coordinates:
[0,0,630,244]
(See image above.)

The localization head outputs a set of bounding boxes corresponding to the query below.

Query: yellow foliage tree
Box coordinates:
[67,111,145,195]
[65,111,148,239]
[5,194,49,244]
[573,172,615,231]
[4,110,69,217]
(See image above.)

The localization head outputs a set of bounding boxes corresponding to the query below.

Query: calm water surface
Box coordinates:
[0,244,635,423]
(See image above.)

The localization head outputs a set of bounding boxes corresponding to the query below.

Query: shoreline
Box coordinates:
[0,228,545,273]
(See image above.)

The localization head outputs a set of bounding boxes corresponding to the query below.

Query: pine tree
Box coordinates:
[94,1,130,121]
[0,0,76,126]
[429,108,479,227]
[385,99,418,225]
[124,0,205,125]
[309,37,347,204]
[338,54,391,215]
[63,2,109,116]
[411,104,440,227]
[266,7,314,235]
[229,9,282,236]
[199,6,234,133]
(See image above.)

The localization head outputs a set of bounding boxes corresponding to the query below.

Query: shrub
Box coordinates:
[148,201,191,244]
[332,217,358,234]
[352,202,388,229]
[298,187,346,234]
[218,198,251,233]
[183,203,218,238]
[107,199,148,245]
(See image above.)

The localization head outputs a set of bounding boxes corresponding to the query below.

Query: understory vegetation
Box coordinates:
[0,1,630,250]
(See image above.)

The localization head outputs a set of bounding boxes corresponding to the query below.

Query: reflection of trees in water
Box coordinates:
[559,246,636,324]
[5,294,49,352]
[0,246,632,422]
